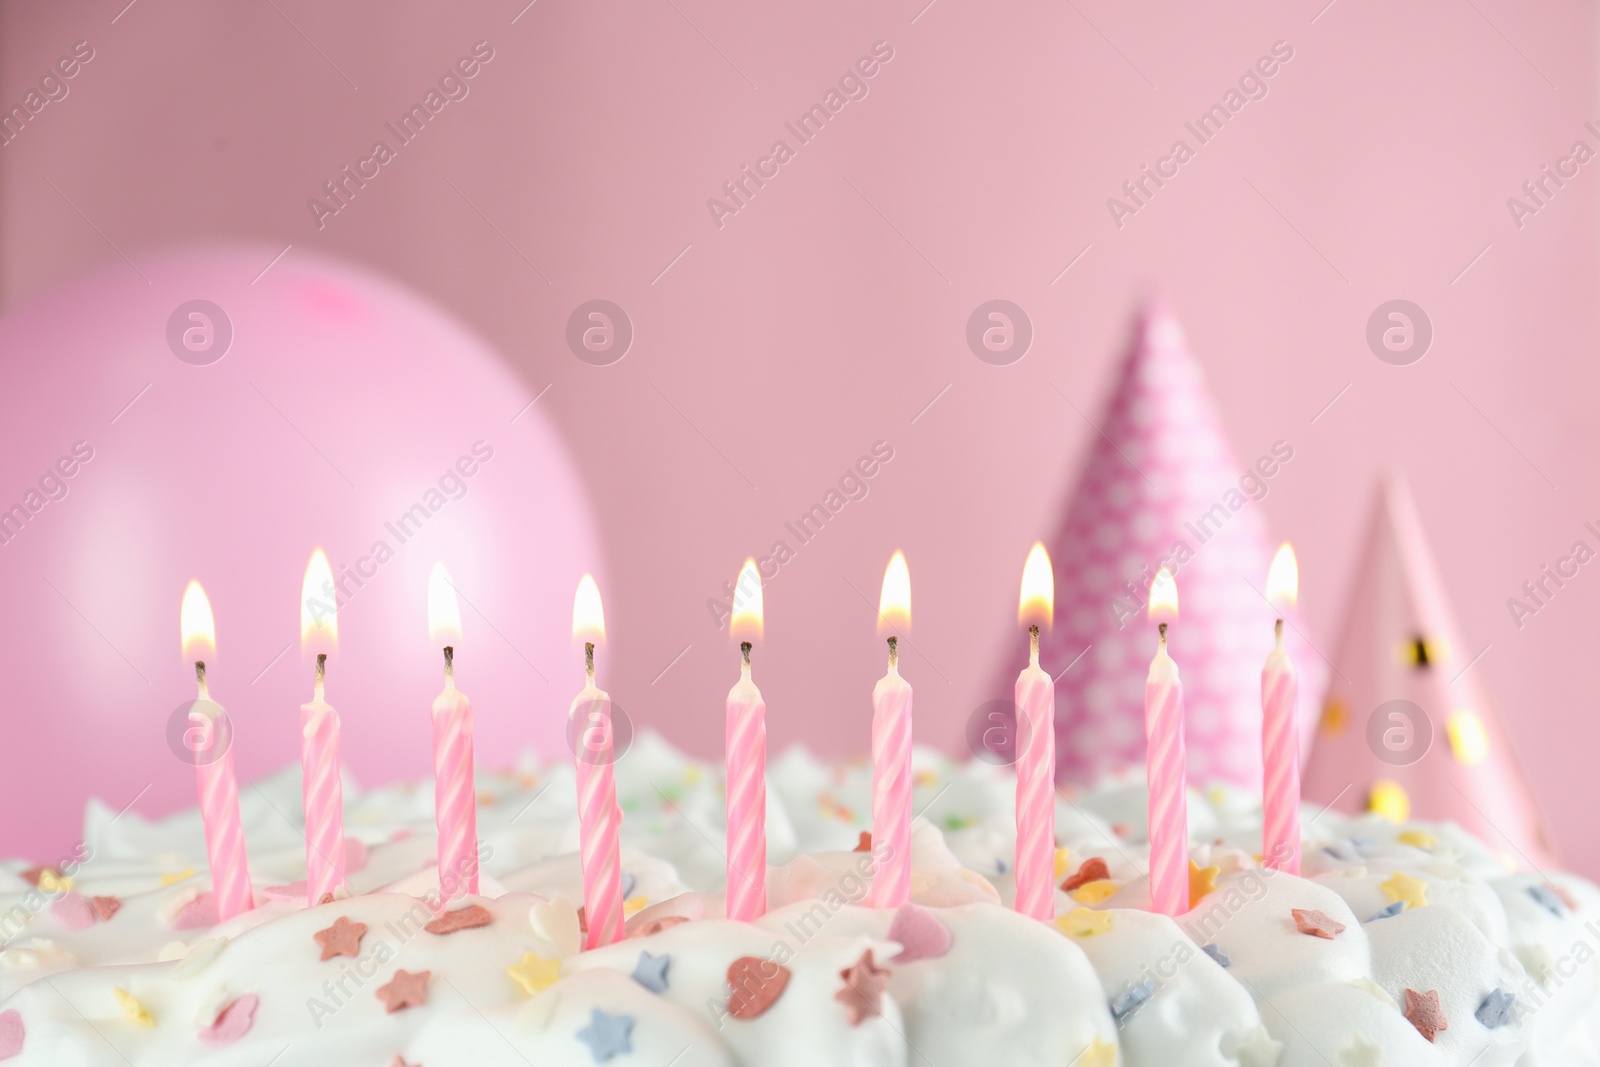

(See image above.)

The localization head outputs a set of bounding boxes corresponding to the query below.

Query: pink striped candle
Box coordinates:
[1261,544,1302,874]
[179,581,253,921]
[1013,543,1056,920]
[572,574,623,949]
[300,657,345,905]
[1144,569,1189,916]
[868,551,913,910]
[724,559,767,922]
[427,564,478,905]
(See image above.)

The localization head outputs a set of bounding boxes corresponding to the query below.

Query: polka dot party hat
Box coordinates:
[1012,296,1324,790]
[1301,473,1556,868]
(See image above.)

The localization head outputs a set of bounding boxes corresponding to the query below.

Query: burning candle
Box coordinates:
[867,551,913,909]
[725,559,768,922]
[571,574,623,949]
[1261,544,1302,874]
[1013,543,1056,920]
[427,563,478,904]
[299,549,345,906]
[179,581,254,921]
[1144,568,1188,916]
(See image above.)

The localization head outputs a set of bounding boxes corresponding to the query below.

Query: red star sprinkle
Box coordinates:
[376,970,431,1013]
[425,904,492,935]
[1061,857,1111,892]
[1291,908,1346,940]
[835,949,893,1026]
[313,916,369,961]
[17,867,49,888]
[1404,988,1448,1042]
[853,831,872,853]
[90,896,121,923]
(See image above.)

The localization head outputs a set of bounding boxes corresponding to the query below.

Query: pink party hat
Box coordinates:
[1005,297,1324,789]
[1300,474,1557,868]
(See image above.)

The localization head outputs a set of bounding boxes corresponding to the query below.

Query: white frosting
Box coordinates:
[0,731,1594,1066]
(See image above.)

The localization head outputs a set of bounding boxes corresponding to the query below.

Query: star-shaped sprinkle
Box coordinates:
[836,949,892,1026]
[159,868,194,887]
[623,896,650,916]
[314,916,368,960]
[575,1007,634,1062]
[853,831,872,852]
[1072,880,1119,905]
[424,904,492,935]
[91,896,121,923]
[1056,908,1115,938]
[0,1009,23,1060]
[631,951,670,993]
[114,988,154,1028]
[375,970,430,1013]
[1227,1025,1284,1067]
[1403,988,1448,1042]
[1477,988,1515,1029]
[727,957,791,1019]
[1367,901,1405,923]
[1291,908,1345,940]
[1379,872,1428,911]
[17,867,46,888]
[507,953,561,997]
[1397,829,1436,849]
[1189,860,1220,904]
[1339,1034,1381,1067]
[34,868,71,894]
[1528,884,1565,918]
[198,994,258,1046]
[1202,943,1231,968]
[1062,857,1111,892]
[1073,1037,1118,1067]
[1108,979,1155,1023]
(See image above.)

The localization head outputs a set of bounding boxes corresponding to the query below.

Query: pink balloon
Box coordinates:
[0,245,600,861]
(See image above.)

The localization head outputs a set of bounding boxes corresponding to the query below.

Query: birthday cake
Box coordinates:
[0,733,1594,1067]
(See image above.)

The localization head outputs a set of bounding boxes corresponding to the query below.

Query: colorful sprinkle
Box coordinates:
[424,904,492,935]
[1053,847,1072,880]
[1528,885,1565,918]
[631,951,670,993]
[575,1008,634,1062]
[1291,908,1345,940]
[375,969,431,1013]
[835,949,892,1026]
[853,831,872,853]
[159,868,195,887]
[90,896,121,923]
[887,903,952,963]
[1188,859,1220,904]
[1379,872,1428,911]
[114,987,154,1028]
[173,892,218,931]
[621,872,636,898]
[1061,857,1110,892]
[198,994,258,1046]
[1476,988,1515,1029]
[507,953,561,996]
[0,1009,23,1060]
[1403,987,1448,1042]
[50,893,94,932]
[1397,829,1436,849]
[1071,879,1119,905]
[1109,978,1155,1022]
[313,916,368,960]
[1202,943,1231,968]
[1367,901,1405,922]
[727,956,790,1020]
[1076,1038,1118,1067]
[1055,908,1114,938]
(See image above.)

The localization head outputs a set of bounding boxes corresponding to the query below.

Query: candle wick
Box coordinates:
[314,652,327,702]
[442,645,455,683]
[1274,617,1285,650]
[1028,624,1040,667]
[1158,621,1168,649]
[194,660,209,701]
[740,641,752,669]
[585,641,596,684]
[886,635,899,670]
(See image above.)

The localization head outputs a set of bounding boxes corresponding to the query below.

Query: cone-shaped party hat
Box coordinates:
[1004,297,1324,788]
[1301,474,1556,868]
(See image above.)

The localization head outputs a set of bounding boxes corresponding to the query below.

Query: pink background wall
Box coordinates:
[3,2,1598,871]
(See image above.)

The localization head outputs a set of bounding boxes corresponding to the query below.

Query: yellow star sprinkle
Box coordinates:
[1397,829,1437,850]
[114,987,154,1027]
[1055,908,1114,938]
[1054,847,1072,880]
[1071,879,1119,905]
[36,869,72,894]
[1074,1036,1119,1066]
[159,868,195,887]
[1367,780,1410,824]
[1379,872,1428,910]
[1189,859,1220,904]
[623,896,650,916]
[507,952,562,997]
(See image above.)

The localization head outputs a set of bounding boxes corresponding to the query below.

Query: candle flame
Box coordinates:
[876,551,911,636]
[572,573,606,646]
[180,580,216,662]
[427,563,462,648]
[1148,568,1179,622]
[1266,542,1299,611]
[300,548,338,656]
[1017,542,1054,628]
[730,558,764,643]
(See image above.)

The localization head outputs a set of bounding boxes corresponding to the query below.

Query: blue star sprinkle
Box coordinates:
[1367,901,1405,922]
[1528,885,1565,919]
[996,859,1008,874]
[622,871,636,899]
[1201,943,1231,968]
[632,950,671,994]
[1109,979,1156,1023]
[576,1008,634,1062]
[1476,988,1516,1029]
